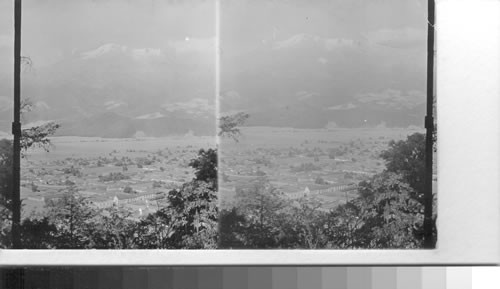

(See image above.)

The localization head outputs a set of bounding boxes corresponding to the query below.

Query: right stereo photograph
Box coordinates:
[217,0,436,249]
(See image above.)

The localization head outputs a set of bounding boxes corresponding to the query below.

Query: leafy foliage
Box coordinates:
[21,122,60,153]
[0,140,13,248]
[1,146,221,249]
[165,181,218,248]
[125,149,219,249]
[20,98,60,155]
[189,148,217,190]
[230,180,288,248]
[220,152,430,249]
[133,208,178,249]
[276,197,330,249]
[19,217,57,249]
[44,186,97,248]
[0,120,434,249]
[380,133,426,201]
[0,97,60,247]
[134,182,218,249]
[0,140,13,210]
[379,132,436,246]
[350,172,424,248]
[218,208,247,248]
[89,205,137,249]
[218,112,249,142]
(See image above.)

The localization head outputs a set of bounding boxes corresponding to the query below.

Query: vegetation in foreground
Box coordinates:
[0,131,436,249]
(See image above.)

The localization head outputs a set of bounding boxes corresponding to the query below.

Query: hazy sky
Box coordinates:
[221,0,427,54]
[0,0,216,132]
[219,0,428,127]
[0,0,429,130]
[0,0,427,78]
[0,0,215,68]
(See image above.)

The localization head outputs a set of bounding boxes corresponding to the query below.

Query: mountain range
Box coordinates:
[0,39,216,137]
[0,31,427,137]
[220,32,427,128]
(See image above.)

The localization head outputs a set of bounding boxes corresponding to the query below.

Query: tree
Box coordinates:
[355,172,424,248]
[89,205,137,249]
[231,179,288,248]
[135,181,218,249]
[218,112,249,142]
[315,172,425,249]
[277,197,329,249]
[0,97,60,248]
[0,140,13,207]
[20,98,60,154]
[218,208,247,248]
[380,133,426,202]
[314,176,326,185]
[189,148,217,190]
[164,181,219,249]
[123,186,134,194]
[133,149,220,249]
[44,187,96,248]
[133,208,177,249]
[322,200,372,249]
[20,122,60,154]
[0,140,13,248]
[18,217,57,249]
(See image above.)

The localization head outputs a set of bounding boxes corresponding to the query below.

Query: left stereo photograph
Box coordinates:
[0,0,218,249]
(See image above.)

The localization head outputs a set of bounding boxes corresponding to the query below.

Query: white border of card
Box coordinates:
[0,0,499,265]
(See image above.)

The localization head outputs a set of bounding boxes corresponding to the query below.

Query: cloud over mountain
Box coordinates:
[354,89,425,110]
[162,98,215,116]
[220,0,428,128]
[0,40,216,137]
[221,31,426,128]
[366,27,427,49]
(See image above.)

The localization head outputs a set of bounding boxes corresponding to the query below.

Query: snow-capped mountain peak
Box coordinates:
[272,33,358,51]
[272,33,320,50]
[81,43,128,59]
[135,112,165,120]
